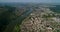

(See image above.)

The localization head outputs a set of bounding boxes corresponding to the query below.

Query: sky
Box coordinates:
[0,0,60,3]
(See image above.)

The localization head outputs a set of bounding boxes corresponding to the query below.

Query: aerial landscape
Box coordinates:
[0,0,60,32]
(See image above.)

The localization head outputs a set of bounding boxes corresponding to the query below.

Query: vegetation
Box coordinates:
[42,14,55,18]
[50,5,60,13]
[0,6,16,32]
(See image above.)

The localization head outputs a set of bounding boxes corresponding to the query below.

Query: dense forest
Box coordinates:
[0,6,16,32]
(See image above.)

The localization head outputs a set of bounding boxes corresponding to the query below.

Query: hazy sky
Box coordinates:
[0,0,60,3]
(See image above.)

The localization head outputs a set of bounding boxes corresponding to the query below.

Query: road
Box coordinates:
[4,8,33,32]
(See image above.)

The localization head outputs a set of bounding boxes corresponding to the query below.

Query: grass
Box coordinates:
[13,24,20,32]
